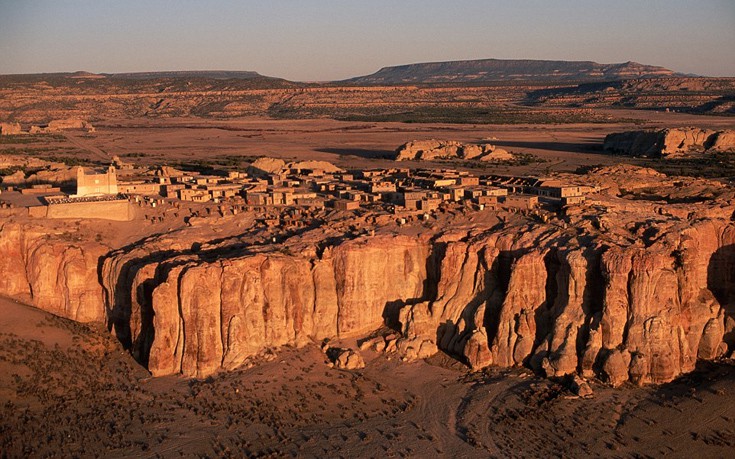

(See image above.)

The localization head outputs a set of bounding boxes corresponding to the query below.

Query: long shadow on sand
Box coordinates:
[490,140,604,154]
[708,243,735,350]
[315,147,395,159]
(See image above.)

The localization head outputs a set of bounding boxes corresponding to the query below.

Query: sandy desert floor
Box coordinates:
[1,296,733,458]
[31,109,733,176]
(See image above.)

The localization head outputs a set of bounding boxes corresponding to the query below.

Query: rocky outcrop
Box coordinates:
[0,169,733,387]
[0,223,107,322]
[604,128,735,157]
[289,160,344,174]
[328,348,366,370]
[99,234,431,377]
[89,209,735,384]
[248,157,344,178]
[0,122,22,136]
[395,219,735,386]
[395,140,512,161]
[48,119,94,132]
[248,157,287,177]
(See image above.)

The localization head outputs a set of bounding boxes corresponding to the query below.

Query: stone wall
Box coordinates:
[45,200,133,221]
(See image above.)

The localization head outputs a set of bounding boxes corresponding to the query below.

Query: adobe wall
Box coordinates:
[76,167,118,197]
[44,200,133,221]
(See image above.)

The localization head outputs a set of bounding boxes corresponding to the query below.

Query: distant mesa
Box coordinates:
[394,139,513,162]
[346,58,684,85]
[604,127,735,158]
[105,70,267,80]
[20,70,272,81]
[68,71,106,79]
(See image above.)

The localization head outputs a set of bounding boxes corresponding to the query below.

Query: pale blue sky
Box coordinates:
[1,0,733,80]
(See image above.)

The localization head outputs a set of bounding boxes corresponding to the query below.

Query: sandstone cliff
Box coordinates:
[1,168,733,387]
[0,223,107,322]
[98,234,431,377]
[91,207,735,384]
[396,219,735,386]
[395,139,512,161]
[604,128,735,157]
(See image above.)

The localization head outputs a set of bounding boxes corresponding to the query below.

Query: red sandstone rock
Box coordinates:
[1,167,733,387]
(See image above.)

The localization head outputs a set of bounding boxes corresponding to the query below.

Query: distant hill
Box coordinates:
[0,70,290,85]
[0,70,296,94]
[345,59,686,85]
[526,77,735,115]
[105,70,266,80]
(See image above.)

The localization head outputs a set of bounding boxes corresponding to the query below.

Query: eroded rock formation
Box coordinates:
[98,234,431,377]
[248,157,345,178]
[0,166,733,387]
[604,128,735,157]
[395,140,512,161]
[90,203,735,383]
[0,223,107,322]
[0,122,22,136]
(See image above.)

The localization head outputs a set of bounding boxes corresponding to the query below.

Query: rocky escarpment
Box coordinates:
[398,219,735,386]
[98,233,432,377]
[92,207,735,384]
[527,77,735,115]
[1,168,734,386]
[604,128,735,157]
[0,223,107,322]
[346,59,679,85]
[395,139,512,162]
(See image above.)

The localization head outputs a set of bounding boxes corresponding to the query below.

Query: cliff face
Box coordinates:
[91,215,735,383]
[0,223,106,322]
[346,59,679,85]
[98,235,432,378]
[394,139,512,162]
[1,198,733,386]
[603,128,735,157]
[398,219,735,386]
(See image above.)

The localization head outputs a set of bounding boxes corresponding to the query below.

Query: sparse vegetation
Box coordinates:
[323,107,629,124]
[0,134,65,144]
[641,152,735,180]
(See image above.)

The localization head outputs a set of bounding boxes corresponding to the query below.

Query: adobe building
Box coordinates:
[75,166,118,197]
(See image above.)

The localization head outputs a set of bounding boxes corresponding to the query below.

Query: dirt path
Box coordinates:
[63,132,111,162]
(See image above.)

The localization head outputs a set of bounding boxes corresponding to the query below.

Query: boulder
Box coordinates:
[569,375,593,397]
[333,348,365,370]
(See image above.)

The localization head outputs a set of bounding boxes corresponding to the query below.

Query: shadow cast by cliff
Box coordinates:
[708,243,735,351]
